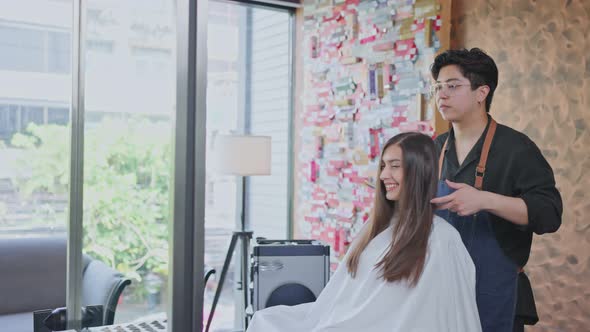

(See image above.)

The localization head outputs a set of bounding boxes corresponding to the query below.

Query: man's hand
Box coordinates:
[430,180,486,216]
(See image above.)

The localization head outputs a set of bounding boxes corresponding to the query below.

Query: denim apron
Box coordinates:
[436,118,518,332]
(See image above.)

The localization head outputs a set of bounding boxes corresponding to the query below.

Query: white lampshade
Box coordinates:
[212,135,271,176]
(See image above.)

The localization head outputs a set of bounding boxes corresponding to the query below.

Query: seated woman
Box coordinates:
[247,132,481,332]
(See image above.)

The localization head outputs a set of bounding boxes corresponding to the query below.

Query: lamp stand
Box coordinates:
[205,176,252,332]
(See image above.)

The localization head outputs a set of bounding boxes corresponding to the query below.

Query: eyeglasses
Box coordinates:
[429,82,470,98]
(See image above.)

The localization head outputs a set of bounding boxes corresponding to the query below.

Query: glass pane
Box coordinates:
[0,105,19,142]
[83,0,175,325]
[247,8,291,240]
[0,25,45,72]
[0,1,71,332]
[205,2,292,331]
[205,2,243,330]
[48,107,70,125]
[47,31,71,74]
[20,105,44,130]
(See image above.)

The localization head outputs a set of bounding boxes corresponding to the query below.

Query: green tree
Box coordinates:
[11,118,172,283]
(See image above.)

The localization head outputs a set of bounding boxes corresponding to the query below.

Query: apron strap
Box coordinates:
[438,117,497,191]
[438,138,448,180]
[475,118,497,190]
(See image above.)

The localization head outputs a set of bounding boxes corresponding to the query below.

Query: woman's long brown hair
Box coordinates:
[346,132,438,287]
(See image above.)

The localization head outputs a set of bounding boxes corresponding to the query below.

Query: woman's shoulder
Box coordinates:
[430,215,462,246]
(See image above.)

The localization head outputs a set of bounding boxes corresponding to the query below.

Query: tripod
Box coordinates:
[205,230,253,332]
[207,135,271,331]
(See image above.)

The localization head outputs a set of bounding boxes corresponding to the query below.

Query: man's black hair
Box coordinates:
[430,48,498,112]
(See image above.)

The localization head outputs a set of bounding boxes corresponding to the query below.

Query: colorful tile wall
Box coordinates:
[297,0,446,267]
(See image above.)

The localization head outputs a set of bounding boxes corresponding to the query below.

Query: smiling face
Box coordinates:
[379,144,404,201]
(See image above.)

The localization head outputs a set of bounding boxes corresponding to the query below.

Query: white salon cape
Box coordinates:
[247,216,481,332]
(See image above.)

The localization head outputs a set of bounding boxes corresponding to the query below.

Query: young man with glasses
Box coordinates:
[429,48,562,332]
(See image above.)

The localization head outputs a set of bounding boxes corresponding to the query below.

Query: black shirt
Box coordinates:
[434,116,563,268]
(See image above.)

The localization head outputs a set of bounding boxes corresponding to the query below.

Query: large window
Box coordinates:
[82,0,176,323]
[247,7,292,239]
[0,0,292,330]
[0,3,72,332]
[205,1,293,331]
[0,0,176,327]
